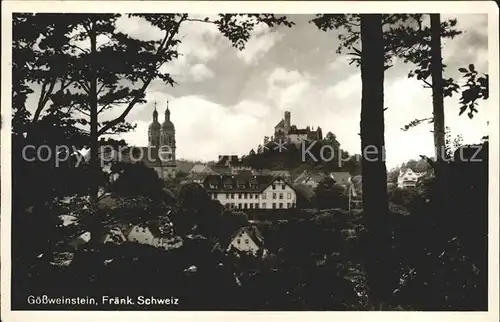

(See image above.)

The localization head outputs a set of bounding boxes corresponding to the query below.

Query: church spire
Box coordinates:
[165,100,170,121]
[153,101,158,122]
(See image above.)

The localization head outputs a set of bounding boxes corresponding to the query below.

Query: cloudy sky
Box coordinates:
[25,13,490,169]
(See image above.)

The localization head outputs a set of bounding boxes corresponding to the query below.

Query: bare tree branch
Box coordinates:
[97,16,186,136]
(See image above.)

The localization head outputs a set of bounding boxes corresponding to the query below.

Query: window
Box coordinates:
[224,184,231,189]
[245,239,249,245]
[272,203,276,209]
[262,193,267,199]
[287,193,292,199]
[230,203,235,208]
[250,203,254,209]
[244,193,248,198]
[282,184,286,189]
[231,193,235,199]
[238,204,242,209]
[255,203,259,208]
[239,193,243,199]
[237,239,241,244]
[238,184,245,189]
[262,203,266,208]
[255,194,259,199]
[226,193,230,199]
[135,227,140,232]
[214,193,218,199]
[249,194,253,199]
[287,203,291,208]
[244,203,248,209]
[272,184,276,189]
[279,193,283,199]
[132,238,137,242]
[279,203,283,208]
[251,184,257,189]
[210,184,217,189]
[273,193,277,199]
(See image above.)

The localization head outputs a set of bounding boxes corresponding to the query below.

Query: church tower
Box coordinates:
[160,100,176,164]
[148,102,161,147]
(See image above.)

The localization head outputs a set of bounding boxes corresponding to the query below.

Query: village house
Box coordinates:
[202,173,297,210]
[294,170,327,189]
[397,168,426,189]
[189,164,216,175]
[227,226,268,256]
[124,224,183,250]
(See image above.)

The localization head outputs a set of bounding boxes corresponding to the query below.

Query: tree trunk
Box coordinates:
[89,20,99,201]
[430,14,446,162]
[359,14,394,305]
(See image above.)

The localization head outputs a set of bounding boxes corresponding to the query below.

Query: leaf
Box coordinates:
[468,64,475,72]
[458,68,468,73]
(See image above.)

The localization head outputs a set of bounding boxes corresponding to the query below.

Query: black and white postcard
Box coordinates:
[1,1,499,322]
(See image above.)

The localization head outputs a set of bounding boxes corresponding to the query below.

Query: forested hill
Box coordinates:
[240,140,362,177]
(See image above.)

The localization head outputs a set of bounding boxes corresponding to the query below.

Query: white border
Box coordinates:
[1,1,499,322]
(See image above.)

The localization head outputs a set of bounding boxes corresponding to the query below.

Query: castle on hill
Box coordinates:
[263,110,323,148]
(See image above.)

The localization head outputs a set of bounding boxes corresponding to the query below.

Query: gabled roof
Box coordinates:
[176,161,196,173]
[294,170,327,185]
[229,226,265,249]
[274,119,285,129]
[260,176,296,192]
[294,170,310,184]
[190,164,215,174]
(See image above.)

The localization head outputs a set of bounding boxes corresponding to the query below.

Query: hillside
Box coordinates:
[241,140,361,177]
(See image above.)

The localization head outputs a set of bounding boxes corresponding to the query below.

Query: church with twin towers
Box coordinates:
[147,100,177,178]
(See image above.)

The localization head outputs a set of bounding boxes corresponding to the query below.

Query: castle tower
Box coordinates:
[148,102,161,147]
[284,111,291,135]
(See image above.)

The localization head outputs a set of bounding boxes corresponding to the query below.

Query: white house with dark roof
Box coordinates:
[227,226,267,256]
[123,224,182,250]
[202,174,296,210]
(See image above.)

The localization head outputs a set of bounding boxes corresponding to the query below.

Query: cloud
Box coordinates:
[236,25,284,65]
[20,14,489,169]
[189,64,215,82]
[121,94,270,161]
[115,15,164,41]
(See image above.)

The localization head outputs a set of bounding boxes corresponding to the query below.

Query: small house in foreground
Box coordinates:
[227,226,268,256]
